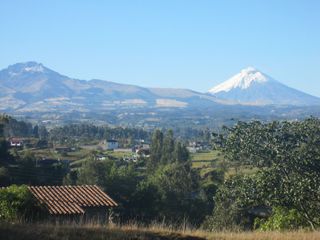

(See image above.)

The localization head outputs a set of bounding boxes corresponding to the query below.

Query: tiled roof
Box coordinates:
[28,185,117,215]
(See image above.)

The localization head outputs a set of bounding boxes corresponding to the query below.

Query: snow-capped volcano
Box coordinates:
[208,67,320,106]
[209,67,270,93]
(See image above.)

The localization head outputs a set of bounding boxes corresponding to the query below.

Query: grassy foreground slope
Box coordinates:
[0,223,203,240]
[1,223,320,240]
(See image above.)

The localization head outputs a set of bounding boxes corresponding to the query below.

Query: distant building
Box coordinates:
[187,146,197,153]
[9,138,23,147]
[95,155,107,161]
[141,143,150,150]
[134,142,150,158]
[187,141,210,153]
[135,148,150,158]
[123,155,138,162]
[106,140,118,150]
[134,143,150,151]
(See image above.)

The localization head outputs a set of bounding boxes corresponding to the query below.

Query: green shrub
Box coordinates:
[254,207,307,231]
[0,185,38,221]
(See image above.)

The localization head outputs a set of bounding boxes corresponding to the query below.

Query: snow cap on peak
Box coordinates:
[7,61,46,76]
[241,66,256,73]
[209,67,269,94]
[21,61,44,72]
[24,64,44,73]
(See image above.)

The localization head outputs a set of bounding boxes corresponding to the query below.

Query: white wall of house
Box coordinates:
[106,140,118,150]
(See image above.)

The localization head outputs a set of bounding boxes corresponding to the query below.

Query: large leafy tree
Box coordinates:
[203,174,263,231]
[212,118,320,229]
[76,156,139,220]
[136,161,207,224]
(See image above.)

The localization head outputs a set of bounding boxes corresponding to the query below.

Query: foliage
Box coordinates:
[255,206,307,231]
[76,156,139,219]
[0,185,39,221]
[160,129,174,165]
[137,129,210,223]
[0,167,10,186]
[149,129,190,169]
[0,139,11,166]
[210,117,320,230]
[141,162,201,222]
[5,151,68,186]
[38,126,48,140]
[2,116,34,138]
[49,124,149,146]
[148,129,163,169]
[202,174,266,231]
[74,129,211,225]
[0,115,12,186]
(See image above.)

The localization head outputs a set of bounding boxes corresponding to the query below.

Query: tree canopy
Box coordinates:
[208,118,320,230]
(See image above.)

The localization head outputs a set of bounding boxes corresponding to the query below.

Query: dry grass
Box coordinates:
[1,222,320,240]
[190,230,320,240]
[122,224,320,240]
[0,222,203,240]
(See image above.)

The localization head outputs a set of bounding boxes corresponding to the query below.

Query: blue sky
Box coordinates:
[1,0,319,96]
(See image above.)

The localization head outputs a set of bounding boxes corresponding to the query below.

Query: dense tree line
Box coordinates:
[0,114,212,144]
[0,114,49,140]
[49,124,150,146]
[0,115,32,138]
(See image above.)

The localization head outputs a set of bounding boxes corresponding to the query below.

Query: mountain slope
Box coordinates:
[208,67,320,106]
[0,62,220,112]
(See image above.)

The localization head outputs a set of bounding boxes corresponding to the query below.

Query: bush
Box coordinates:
[0,185,39,221]
[254,207,307,231]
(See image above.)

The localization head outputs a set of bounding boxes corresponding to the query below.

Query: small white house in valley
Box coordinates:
[106,139,118,150]
[9,138,23,147]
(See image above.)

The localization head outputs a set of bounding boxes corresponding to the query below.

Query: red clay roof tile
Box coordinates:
[28,185,117,215]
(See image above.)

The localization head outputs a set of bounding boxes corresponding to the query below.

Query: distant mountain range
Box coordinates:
[0,62,319,114]
[0,62,224,113]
